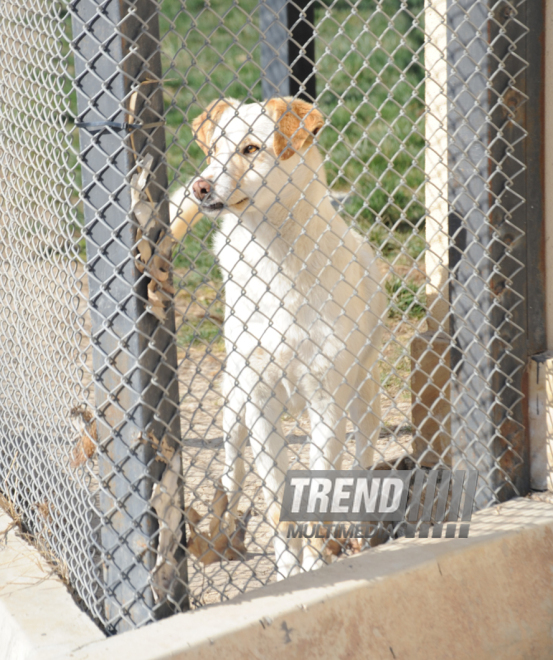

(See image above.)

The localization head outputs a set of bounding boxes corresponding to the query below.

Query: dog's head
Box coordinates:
[190,97,324,215]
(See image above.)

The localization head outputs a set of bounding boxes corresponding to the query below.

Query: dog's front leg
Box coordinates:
[245,389,301,580]
[303,400,348,572]
[221,376,248,518]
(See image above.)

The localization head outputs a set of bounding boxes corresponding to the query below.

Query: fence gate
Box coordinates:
[0,0,545,635]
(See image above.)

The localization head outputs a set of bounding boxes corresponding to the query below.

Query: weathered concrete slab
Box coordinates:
[0,509,105,660]
[64,498,553,660]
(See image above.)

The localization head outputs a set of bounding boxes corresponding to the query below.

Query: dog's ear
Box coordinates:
[266,97,324,160]
[192,99,238,156]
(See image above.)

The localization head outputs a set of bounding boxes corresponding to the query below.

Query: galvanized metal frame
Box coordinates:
[524,1,547,358]
[447,0,538,504]
[71,0,186,632]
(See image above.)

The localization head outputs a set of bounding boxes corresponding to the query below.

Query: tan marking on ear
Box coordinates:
[191,98,239,156]
[266,97,324,160]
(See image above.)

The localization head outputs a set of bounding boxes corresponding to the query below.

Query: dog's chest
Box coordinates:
[212,214,379,381]
[213,219,303,312]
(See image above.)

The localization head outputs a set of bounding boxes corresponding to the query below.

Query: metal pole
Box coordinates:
[71,0,187,632]
[525,0,546,357]
[260,0,316,101]
[448,0,532,504]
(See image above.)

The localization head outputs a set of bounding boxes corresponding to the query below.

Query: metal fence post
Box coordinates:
[448,0,533,504]
[525,0,547,357]
[71,0,187,632]
[260,0,316,100]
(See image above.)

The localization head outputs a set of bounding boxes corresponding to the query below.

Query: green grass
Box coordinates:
[385,276,425,319]
[178,307,224,347]
[173,216,222,286]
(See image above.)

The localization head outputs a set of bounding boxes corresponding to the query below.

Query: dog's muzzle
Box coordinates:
[192,178,223,211]
[201,199,225,212]
[192,177,249,212]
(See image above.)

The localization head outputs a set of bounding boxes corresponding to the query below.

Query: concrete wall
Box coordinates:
[3,499,553,660]
[0,510,105,660]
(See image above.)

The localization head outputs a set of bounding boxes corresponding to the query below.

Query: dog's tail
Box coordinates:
[169,186,203,242]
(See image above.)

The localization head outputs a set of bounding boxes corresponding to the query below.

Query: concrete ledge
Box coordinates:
[0,510,105,660]
[65,498,553,660]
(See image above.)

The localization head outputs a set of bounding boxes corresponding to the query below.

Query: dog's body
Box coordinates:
[170,98,385,577]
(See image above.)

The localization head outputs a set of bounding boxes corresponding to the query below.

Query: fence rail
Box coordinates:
[0,0,545,635]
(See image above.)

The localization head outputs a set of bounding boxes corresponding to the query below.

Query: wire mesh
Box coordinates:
[0,0,531,634]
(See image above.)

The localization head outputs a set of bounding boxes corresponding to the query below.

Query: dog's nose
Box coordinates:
[193,178,211,201]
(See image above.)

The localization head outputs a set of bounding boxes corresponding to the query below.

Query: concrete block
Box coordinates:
[66,498,553,660]
[0,509,105,660]
[410,331,451,466]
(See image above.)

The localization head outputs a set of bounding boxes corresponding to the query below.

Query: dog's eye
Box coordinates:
[243,145,259,155]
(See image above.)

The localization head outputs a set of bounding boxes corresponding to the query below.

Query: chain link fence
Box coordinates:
[0,0,541,635]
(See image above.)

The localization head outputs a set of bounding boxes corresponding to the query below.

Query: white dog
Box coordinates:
[170,97,385,578]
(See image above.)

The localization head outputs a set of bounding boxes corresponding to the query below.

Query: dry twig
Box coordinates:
[186,480,253,564]
[70,404,97,467]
